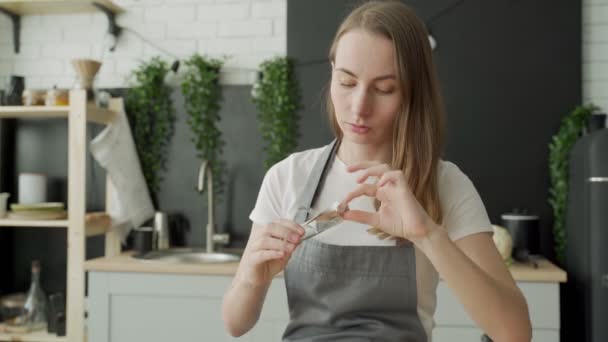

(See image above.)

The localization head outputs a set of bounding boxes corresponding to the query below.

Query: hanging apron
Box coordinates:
[283,140,427,342]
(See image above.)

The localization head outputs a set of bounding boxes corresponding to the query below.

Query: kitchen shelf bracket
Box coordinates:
[0,7,20,53]
[92,1,121,51]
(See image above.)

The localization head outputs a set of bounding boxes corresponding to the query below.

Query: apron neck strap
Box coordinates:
[294,139,340,223]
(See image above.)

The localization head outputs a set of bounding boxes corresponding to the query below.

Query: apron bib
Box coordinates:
[282,140,427,342]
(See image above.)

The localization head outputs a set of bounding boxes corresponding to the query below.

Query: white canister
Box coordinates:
[18,173,47,204]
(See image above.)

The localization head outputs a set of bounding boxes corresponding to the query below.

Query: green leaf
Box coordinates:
[125,57,176,200]
[547,103,598,264]
[252,57,301,169]
[180,54,227,202]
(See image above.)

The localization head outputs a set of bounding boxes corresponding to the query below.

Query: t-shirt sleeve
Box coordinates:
[440,163,493,241]
[249,163,283,226]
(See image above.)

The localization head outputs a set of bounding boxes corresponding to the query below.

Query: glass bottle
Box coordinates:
[9,260,48,331]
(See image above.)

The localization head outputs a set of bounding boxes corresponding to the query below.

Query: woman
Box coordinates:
[222,1,532,341]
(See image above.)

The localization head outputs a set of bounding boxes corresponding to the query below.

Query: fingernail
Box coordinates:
[289,234,300,242]
[285,243,295,252]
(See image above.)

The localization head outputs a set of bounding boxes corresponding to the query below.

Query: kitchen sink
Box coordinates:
[132,248,241,264]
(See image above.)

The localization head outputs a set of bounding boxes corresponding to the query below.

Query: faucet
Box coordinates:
[197,160,230,253]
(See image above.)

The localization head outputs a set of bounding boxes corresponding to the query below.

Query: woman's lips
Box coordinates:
[348,123,371,134]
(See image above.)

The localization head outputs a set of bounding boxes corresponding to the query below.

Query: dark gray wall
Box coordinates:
[288,0,582,262]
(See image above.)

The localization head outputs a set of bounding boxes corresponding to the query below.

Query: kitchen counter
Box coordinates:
[85,250,567,282]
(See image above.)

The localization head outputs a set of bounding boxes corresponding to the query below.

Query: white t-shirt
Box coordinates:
[249,146,493,341]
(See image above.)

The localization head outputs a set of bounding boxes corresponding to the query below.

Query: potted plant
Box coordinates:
[252,56,301,169]
[180,54,226,200]
[125,57,176,203]
[548,103,599,263]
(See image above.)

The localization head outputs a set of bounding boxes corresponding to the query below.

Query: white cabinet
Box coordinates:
[434,281,560,342]
[88,272,560,342]
[87,272,288,342]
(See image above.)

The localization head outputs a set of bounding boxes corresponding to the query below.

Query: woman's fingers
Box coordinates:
[254,235,296,253]
[355,164,392,183]
[342,209,380,226]
[276,219,305,236]
[378,170,404,187]
[263,221,304,243]
[341,183,377,205]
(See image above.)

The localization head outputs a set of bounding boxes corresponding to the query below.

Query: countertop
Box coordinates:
[84,250,567,282]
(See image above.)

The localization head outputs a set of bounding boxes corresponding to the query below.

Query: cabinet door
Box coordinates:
[88,272,291,342]
[109,294,229,342]
[434,281,560,329]
[88,272,241,342]
[433,327,559,342]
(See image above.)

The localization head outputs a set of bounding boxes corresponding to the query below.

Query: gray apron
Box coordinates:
[283,140,427,342]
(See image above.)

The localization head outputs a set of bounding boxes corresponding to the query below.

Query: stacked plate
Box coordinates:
[8,202,66,220]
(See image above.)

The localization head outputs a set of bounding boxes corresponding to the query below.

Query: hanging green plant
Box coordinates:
[180,54,226,200]
[252,56,301,169]
[548,103,598,264]
[125,56,176,199]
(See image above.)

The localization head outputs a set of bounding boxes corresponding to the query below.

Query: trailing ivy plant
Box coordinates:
[548,103,598,264]
[180,54,226,200]
[252,56,301,169]
[125,56,176,200]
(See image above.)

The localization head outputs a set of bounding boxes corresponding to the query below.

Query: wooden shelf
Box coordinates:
[0,0,123,15]
[0,104,116,124]
[0,106,68,118]
[0,219,68,227]
[0,212,111,236]
[0,327,66,342]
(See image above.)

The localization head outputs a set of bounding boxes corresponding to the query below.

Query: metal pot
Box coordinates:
[500,212,540,262]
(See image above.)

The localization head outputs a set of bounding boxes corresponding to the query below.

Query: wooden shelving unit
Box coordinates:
[0,89,123,342]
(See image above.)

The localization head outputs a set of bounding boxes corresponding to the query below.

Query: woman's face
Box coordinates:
[330,29,402,146]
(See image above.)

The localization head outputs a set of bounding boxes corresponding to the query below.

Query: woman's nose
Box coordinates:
[352,88,372,117]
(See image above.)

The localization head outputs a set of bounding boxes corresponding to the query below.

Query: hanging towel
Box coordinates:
[90,102,155,242]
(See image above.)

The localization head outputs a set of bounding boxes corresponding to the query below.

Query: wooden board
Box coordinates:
[508,258,567,283]
[0,0,122,15]
[0,324,67,342]
[0,105,116,124]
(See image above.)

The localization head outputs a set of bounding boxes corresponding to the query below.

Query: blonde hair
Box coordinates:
[327,0,445,225]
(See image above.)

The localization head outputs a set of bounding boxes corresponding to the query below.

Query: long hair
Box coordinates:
[326,0,445,225]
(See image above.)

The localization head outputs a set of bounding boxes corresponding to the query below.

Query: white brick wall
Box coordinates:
[1,0,604,105]
[583,0,608,115]
[0,0,286,89]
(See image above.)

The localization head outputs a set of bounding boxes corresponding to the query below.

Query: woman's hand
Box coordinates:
[238,220,304,287]
[340,161,438,242]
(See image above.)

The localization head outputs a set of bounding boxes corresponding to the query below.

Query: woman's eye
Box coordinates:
[376,88,394,95]
[340,81,355,88]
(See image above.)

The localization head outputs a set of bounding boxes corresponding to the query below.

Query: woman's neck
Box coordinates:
[336,139,392,166]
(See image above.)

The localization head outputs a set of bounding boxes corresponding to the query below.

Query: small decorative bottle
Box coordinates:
[10,260,48,331]
[25,260,48,330]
